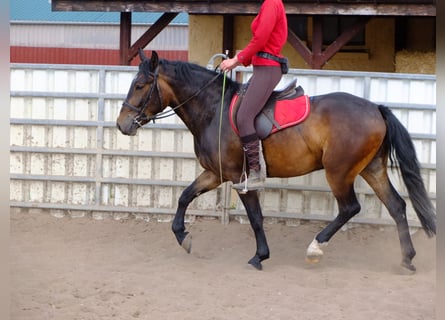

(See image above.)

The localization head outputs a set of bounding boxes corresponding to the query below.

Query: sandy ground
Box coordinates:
[10,210,436,320]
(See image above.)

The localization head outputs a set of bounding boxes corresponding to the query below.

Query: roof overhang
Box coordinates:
[52,1,436,17]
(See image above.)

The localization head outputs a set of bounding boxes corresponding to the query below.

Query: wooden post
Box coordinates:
[311,16,324,69]
[222,15,234,57]
[119,12,132,65]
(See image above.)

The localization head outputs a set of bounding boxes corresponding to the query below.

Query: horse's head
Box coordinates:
[117,50,166,136]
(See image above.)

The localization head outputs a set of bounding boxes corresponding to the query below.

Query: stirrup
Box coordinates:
[234,171,249,194]
[232,171,264,194]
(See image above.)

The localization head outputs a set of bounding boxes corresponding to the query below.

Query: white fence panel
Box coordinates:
[10,64,436,228]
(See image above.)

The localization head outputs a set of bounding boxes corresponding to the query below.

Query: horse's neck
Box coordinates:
[166,72,220,133]
[162,61,239,138]
[173,91,217,136]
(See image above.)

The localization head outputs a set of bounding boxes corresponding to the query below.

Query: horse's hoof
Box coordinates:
[400,261,416,275]
[305,255,322,264]
[181,233,192,254]
[248,256,263,270]
[305,238,325,264]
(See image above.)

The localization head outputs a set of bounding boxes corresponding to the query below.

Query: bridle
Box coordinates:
[122,64,222,128]
[122,66,163,127]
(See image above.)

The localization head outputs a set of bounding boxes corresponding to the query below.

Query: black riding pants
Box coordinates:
[236,65,282,140]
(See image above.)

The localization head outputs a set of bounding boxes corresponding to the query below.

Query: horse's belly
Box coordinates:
[266,154,322,177]
[262,129,323,177]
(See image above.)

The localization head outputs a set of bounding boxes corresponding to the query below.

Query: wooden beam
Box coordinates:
[319,17,371,67]
[119,12,131,65]
[52,1,436,16]
[287,16,371,69]
[287,30,312,65]
[119,12,179,65]
[128,12,179,60]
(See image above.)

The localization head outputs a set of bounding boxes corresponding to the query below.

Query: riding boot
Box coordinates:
[232,137,265,192]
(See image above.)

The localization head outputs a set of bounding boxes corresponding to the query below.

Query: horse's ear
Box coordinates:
[150,51,159,71]
[138,48,148,62]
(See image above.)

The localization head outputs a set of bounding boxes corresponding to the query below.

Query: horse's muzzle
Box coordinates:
[116,114,138,136]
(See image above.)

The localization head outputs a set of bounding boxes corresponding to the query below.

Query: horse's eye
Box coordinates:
[135,83,145,90]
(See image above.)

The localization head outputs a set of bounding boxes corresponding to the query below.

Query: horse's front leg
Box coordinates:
[237,191,270,270]
[172,170,221,253]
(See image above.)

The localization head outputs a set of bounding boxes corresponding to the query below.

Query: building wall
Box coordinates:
[10,16,435,71]
[188,15,224,66]
[188,15,435,74]
[10,22,189,65]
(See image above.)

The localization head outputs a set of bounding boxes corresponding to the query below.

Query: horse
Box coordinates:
[116,50,436,272]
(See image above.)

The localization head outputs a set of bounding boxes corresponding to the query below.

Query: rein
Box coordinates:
[218,72,227,184]
[123,67,221,127]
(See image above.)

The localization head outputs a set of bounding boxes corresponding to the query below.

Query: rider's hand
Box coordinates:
[220,57,240,72]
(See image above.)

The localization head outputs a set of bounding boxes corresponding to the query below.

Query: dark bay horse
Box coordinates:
[117,50,436,272]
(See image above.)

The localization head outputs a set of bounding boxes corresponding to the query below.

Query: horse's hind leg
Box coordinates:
[306,172,361,264]
[360,159,416,272]
[238,191,270,270]
[172,170,220,253]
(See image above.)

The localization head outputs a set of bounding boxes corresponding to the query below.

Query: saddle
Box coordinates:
[229,78,311,139]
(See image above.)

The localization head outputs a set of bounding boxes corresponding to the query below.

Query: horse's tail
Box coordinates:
[378,105,436,237]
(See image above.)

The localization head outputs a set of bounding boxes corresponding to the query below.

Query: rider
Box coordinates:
[220,0,288,191]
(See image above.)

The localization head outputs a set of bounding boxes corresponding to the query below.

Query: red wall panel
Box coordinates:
[10,46,188,65]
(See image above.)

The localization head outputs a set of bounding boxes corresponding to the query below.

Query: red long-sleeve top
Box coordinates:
[236,0,288,67]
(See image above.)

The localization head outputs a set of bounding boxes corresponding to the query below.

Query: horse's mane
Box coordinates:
[159,59,239,92]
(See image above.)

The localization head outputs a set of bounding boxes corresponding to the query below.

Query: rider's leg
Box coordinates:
[233,65,282,192]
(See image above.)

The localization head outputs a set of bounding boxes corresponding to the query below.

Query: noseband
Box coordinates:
[122,66,163,127]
